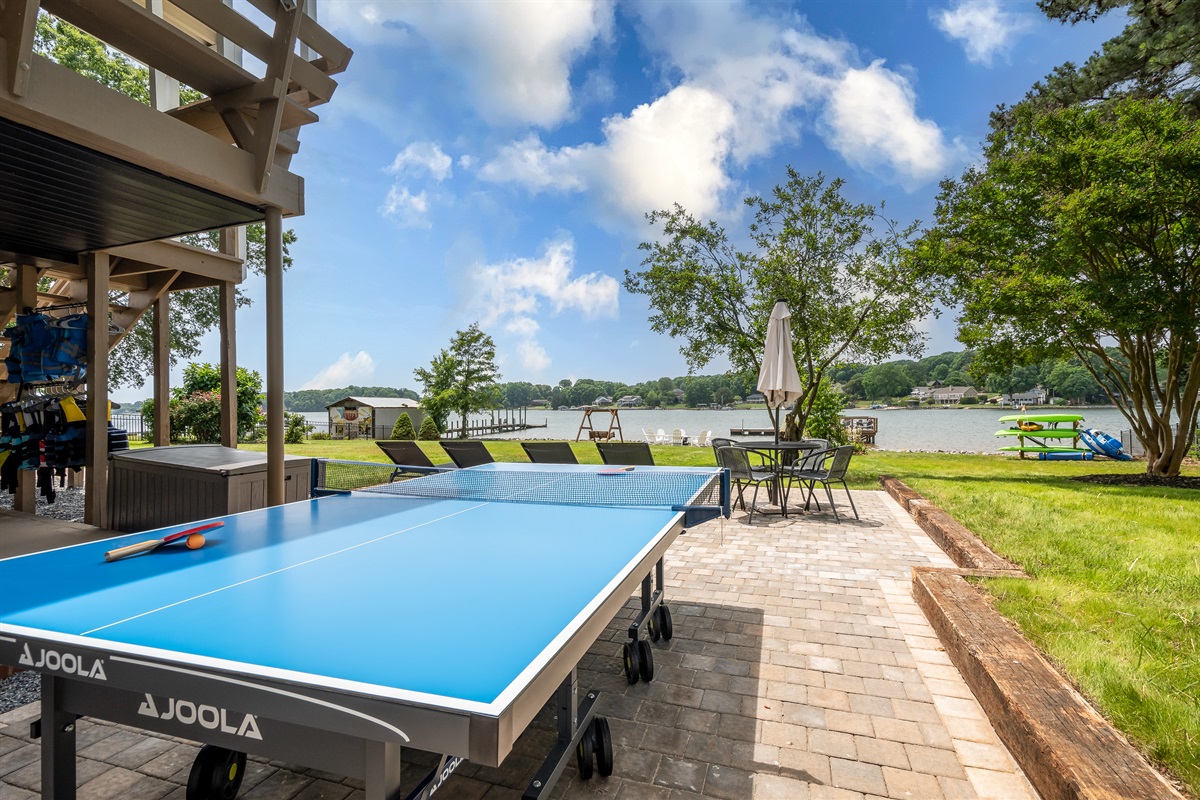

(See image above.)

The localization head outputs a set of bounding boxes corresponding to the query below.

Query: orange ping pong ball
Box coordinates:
[186,533,206,550]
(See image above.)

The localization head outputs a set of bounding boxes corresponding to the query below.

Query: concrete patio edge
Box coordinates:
[880,476,1187,800]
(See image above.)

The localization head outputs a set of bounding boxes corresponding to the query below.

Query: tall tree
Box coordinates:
[917,97,1200,475]
[627,169,934,438]
[33,14,296,389]
[414,324,502,437]
[413,350,458,433]
[1033,0,1200,112]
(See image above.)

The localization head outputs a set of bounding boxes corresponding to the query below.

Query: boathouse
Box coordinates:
[326,396,423,439]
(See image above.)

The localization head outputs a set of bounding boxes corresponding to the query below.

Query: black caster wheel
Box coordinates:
[637,639,654,682]
[622,640,641,684]
[657,605,674,641]
[576,724,595,779]
[186,746,246,800]
[592,716,614,777]
[646,610,661,642]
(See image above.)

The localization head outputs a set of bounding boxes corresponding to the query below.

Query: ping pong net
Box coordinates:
[314,459,727,518]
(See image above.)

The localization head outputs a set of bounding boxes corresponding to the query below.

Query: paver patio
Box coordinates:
[0,490,1037,799]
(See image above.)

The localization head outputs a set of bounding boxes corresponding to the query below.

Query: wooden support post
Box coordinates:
[219,280,238,447]
[265,207,284,505]
[153,294,170,447]
[84,253,110,526]
[218,226,242,449]
[11,264,37,512]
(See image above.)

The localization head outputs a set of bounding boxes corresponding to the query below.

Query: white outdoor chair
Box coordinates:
[655,428,668,444]
[692,430,711,447]
[643,427,658,444]
[670,428,685,446]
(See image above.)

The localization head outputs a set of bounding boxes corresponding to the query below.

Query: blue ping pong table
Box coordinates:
[0,462,727,800]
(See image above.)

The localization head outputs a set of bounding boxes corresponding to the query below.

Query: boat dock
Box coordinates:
[843,415,878,444]
[729,426,775,436]
[443,420,547,438]
[731,415,879,444]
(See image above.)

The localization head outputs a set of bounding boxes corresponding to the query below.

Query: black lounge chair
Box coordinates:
[596,441,655,466]
[521,441,579,464]
[376,441,447,480]
[440,441,495,468]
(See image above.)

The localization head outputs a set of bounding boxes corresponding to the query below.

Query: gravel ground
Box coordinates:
[0,671,39,714]
[0,483,87,521]
[1,485,87,712]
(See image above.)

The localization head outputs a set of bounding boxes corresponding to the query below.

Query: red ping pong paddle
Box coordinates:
[104,522,224,563]
[597,466,635,475]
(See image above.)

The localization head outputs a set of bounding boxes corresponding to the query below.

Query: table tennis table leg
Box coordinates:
[39,674,77,799]
[521,668,606,799]
[364,740,403,800]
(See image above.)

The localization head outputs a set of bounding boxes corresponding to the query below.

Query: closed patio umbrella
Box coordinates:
[756,300,803,443]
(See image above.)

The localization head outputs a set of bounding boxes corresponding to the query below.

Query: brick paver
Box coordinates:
[0,490,1038,799]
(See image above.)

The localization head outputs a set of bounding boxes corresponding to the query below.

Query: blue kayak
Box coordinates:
[1078,428,1133,460]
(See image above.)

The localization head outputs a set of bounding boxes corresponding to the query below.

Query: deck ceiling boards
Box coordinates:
[0,116,264,264]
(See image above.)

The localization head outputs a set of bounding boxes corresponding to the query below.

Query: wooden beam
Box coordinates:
[103,240,244,285]
[109,269,179,345]
[244,0,352,74]
[42,0,259,97]
[84,251,110,527]
[252,6,302,193]
[1,0,39,97]
[0,47,304,214]
[165,0,337,103]
[153,294,170,447]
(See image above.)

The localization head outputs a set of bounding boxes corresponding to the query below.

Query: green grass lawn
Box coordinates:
[241,438,1199,793]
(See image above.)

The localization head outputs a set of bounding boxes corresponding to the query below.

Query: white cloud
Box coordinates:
[478,135,591,192]
[327,0,613,127]
[823,61,965,187]
[933,0,1030,66]
[477,1,961,227]
[467,238,619,373]
[380,186,431,228]
[504,319,549,371]
[301,351,375,390]
[387,142,452,181]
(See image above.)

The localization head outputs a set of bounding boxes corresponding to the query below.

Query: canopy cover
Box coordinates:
[756,301,803,410]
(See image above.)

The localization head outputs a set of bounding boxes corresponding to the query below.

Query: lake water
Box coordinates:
[302,406,1137,453]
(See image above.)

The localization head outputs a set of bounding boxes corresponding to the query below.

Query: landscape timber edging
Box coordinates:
[880,475,1187,800]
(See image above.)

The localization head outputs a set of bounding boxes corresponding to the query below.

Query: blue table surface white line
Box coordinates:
[0,463,717,713]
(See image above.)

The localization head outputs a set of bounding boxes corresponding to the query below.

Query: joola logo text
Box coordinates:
[138,694,263,740]
[19,644,107,680]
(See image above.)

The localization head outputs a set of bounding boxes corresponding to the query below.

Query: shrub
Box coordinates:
[309,431,331,440]
[959,396,979,405]
[172,391,221,443]
[391,413,417,440]
[803,377,849,446]
[284,412,311,444]
[417,416,441,441]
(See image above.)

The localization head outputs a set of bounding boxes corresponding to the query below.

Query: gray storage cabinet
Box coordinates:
[108,445,312,532]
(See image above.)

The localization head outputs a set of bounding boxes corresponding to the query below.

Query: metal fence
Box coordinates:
[1119,424,1199,458]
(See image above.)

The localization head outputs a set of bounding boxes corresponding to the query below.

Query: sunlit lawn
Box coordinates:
[240,437,1199,793]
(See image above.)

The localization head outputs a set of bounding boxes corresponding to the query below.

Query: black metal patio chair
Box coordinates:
[521,441,579,464]
[440,441,495,468]
[596,441,655,466]
[786,445,858,523]
[716,445,779,524]
[710,437,738,466]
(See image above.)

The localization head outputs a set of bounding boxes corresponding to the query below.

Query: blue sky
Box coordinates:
[173,0,1126,397]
